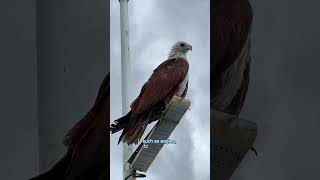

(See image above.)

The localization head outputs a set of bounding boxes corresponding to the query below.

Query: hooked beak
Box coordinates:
[188,45,192,51]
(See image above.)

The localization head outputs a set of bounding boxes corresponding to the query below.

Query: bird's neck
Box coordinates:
[168,51,187,60]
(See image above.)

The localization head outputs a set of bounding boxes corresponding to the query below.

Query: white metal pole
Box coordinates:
[119,0,134,180]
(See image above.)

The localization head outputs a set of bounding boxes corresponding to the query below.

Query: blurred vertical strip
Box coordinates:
[212,0,254,179]
[32,0,110,179]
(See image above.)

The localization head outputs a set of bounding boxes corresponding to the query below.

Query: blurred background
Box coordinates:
[4,0,320,179]
[233,0,320,179]
[0,0,108,179]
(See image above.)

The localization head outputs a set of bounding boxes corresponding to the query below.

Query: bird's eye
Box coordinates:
[180,43,185,47]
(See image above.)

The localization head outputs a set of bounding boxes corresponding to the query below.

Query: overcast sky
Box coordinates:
[110,0,210,180]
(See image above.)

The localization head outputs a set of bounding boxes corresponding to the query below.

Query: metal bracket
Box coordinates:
[127,96,191,173]
[212,110,257,180]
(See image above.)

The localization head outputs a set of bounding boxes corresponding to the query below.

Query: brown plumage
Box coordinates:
[111,41,192,145]
[111,58,189,145]
[212,0,253,115]
[30,74,109,180]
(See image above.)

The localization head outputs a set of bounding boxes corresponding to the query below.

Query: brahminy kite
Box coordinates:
[212,0,252,116]
[111,41,192,145]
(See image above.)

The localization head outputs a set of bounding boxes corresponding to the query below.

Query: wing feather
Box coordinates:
[213,0,252,98]
[131,58,189,118]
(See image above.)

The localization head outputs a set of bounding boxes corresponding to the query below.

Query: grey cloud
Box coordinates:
[110,0,210,180]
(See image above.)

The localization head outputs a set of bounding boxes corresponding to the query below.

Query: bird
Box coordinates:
[212,0,253,116]
[30,74,109,180]
[212,0,258,159]
[110,41,192,145]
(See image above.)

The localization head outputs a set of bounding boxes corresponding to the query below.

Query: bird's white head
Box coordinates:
[168,41,192,59]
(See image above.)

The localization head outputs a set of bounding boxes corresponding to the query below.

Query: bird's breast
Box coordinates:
[176,74,188,97]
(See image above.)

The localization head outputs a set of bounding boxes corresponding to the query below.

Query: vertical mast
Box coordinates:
[119,0,134,179]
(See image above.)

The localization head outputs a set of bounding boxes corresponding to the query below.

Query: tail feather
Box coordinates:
[111,111,152,145]
[110,111,132,143]
[122,113,150,145]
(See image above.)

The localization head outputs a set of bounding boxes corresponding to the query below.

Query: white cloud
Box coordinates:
[110,0,210,179]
